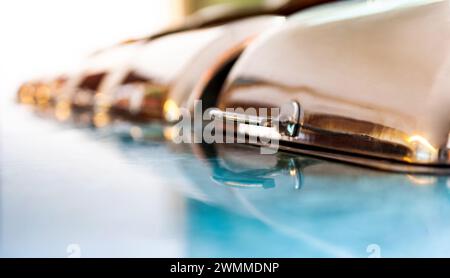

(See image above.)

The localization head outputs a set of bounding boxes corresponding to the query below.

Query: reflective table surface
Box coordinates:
[2,98,450,258]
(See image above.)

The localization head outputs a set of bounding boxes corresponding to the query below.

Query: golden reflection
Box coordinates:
[163,125,177,141]
[163,99,181,122]
[94,92,112,112]
[407,135,438,162]
[35,84,51,106]
[93,111,110,128]
[17,83,36,104]
[54,101,72,121]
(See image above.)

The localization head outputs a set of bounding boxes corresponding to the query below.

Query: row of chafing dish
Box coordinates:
[17,0,450,174]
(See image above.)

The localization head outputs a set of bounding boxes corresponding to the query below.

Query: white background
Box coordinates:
[0,0,174,103]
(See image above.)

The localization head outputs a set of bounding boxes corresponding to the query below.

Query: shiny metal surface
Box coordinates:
[14,1,336,126]
[105,16,285,123]
[25,16,285,128]
[134,0,334,41]
[18,0,334,125]
[216,0,450,170]
[3,99,450,257]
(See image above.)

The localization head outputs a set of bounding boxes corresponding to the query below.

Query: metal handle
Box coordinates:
[209,101,302,137]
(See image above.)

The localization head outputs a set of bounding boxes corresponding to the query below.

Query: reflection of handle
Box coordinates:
[210,155,320,191]
[198,143,277,189]
[212,167,277,189]
[199,138,321,191]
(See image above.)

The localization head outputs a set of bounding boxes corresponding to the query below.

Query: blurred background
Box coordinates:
[0,0,267,103]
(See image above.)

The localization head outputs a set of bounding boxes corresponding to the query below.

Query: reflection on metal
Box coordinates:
[34,84,51,106]
[210,100,302,138]
[108,82,167,122]
[17,83,36,104]
[54,101,72,122]
[17,76,68,107]
[215,0,450,173]
[407,135,439,163]
[90,15,283,125]
[157,16,285,121]
[164,99,181,123]
[92,111,110,128]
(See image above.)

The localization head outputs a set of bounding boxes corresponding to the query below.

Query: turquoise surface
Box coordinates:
[2,101,450,258]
